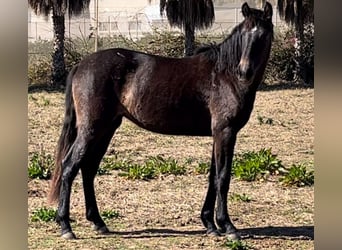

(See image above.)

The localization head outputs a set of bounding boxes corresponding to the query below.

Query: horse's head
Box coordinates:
[237,2,273,82]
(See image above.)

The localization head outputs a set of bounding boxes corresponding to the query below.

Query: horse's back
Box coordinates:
[71,48,214,136]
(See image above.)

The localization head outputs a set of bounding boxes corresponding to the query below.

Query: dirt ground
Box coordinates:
[28,84,314,249]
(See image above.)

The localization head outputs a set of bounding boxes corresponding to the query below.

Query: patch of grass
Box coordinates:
[230,193,252,203]
[97,166,111,175]
[101,157,131,171]
[195,162,210,175]
[279,163,314,187]
[28,151,54,180]
[119,163,156,180]
[101,210,120,220]
[98,157,132,175]
[31,207,57,222]
[118,155,186,180]
[224,239,252,250]
[147,156,186,175]
[232,148,283,181]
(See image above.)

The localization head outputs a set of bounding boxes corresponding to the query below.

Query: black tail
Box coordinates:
[48,65,78,204]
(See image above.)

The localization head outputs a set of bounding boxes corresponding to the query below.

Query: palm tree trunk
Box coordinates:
[294,24,309,85]
[184,24,195,56]
[51,13,66,87]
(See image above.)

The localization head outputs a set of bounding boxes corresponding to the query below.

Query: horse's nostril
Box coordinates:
[238,67,253,80]
[245,68,253,79]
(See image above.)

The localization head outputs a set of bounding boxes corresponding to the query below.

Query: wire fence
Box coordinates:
[28,7,284,42]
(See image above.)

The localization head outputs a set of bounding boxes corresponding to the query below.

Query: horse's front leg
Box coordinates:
[213,126,240,240]
[201,146,219,236]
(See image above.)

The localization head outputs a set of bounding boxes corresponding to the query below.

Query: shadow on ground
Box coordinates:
[258,82,314,92]
[91,225,313,240]
[28,84,65,94]
[239,225,314,240]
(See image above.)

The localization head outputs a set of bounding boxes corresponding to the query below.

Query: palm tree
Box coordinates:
[153,0,215,56]
[277,0,314,84]
[28,0,90,87]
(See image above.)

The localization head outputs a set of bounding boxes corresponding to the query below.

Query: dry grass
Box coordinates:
[28,85,314,249]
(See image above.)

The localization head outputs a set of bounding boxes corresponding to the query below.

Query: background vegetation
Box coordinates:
[28,25,314,87]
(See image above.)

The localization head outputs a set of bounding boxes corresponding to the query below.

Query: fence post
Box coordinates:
[35,22,38,40]
[235,7,238,26]
[94,0,99,52]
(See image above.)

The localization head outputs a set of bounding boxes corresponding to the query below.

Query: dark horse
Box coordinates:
[49,2,274,240]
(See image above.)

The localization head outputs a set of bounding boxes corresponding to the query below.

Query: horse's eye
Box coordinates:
[250,26,258,33]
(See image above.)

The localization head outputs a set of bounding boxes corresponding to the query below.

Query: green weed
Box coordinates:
[28,151,54,180]
[98,157,132,175]
[279,163,314,187]
[224,239,252,250]
[31,207,57,222]
[230,193,252,203]
[232,148,283,181]
[118,156,186,180]
[195,162,210,175]
[147,156,186,175]
[119,163,156,180]
[101,210,120,220]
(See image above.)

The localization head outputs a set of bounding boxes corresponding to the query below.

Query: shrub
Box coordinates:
[29,27,313,86]
[300,23,314,85]
[232,148,283,181]
[28,57,52,85]
[132,29,185,57]
[265,24,314,84]
[265,27,296,83]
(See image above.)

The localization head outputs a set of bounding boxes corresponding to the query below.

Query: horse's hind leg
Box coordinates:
[80,117,123,234]
[57,130,96,239]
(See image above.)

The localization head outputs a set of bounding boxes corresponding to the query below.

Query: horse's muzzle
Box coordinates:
[237,67,254,82]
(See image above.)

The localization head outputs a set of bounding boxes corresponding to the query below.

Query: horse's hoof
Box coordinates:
[218,227,241,240]
[206,229,221,237]
[225,232,241,241]
[92,225,110,234]
[61,231,76,240]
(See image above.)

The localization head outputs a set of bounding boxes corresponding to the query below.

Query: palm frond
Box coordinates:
[277,0,313,26]
[160,0,215,30]
[28,0,90,17]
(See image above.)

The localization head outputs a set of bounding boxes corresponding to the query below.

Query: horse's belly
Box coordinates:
[124,106,212,136]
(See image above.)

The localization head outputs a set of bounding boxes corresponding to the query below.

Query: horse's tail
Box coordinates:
[48,65,78,204]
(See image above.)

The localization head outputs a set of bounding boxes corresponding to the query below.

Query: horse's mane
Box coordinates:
[194,23,244,72]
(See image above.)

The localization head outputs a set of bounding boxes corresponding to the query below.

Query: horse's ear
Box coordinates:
[263,2,273,20]
[242,2,251,18]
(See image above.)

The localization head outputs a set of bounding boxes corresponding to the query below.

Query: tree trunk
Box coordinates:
[51,13,66,87]
[184,24,195,56]
[293,0,311,85]
[294,22,308,85]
